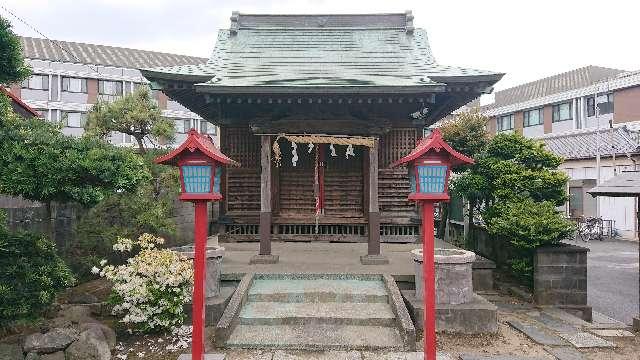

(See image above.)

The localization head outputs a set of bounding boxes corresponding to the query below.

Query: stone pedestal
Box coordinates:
[407,248,497,334]
[412,248,475,305]
[472,255,496,291]
[174,245,225,297]
[402,290,498,334]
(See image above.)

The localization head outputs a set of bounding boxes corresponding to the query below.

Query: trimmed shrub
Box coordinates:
[0,219,75,326]
[483,198,575,285]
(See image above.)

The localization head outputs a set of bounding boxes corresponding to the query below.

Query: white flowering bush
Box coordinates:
[94,233,193,333]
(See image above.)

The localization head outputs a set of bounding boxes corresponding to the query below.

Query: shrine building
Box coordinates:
[141,11,503,263]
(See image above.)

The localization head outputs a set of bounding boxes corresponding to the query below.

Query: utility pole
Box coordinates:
[595,87,601,218]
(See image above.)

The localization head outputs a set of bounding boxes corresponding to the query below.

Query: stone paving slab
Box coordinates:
[540,309,591,329]
[178,354,226,360]
[544,346,586,360]
[273,350,362,359]
[589,329,635,337]
[525,312,578,333]
[588,311,629,329]
[224,350,274,360]
[557,332,616,348]
[239,301,395,326]
[362,352,453,360]
[226,324,404,350]
[459,354,547,360]
[506,320,567,346]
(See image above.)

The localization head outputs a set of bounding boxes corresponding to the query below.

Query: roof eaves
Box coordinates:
[192,84,448,95]
[140,68,214,83]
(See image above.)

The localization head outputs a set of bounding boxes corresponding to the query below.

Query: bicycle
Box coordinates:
[575,216,605,242]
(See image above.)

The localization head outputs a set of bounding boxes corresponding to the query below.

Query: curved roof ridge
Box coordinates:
[232,11,412,30]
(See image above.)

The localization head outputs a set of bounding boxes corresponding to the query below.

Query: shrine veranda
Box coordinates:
[141,12,503,259]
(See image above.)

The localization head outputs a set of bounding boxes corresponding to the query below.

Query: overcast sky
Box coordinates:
[2,0,638,103]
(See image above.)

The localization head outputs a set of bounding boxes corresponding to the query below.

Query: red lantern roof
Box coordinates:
[390,128,474,168]
[155,129,240,167]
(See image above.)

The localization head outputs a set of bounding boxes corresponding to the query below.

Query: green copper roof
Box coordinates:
[141,12,503,94]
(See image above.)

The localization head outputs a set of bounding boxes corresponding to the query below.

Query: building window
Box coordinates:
[61,77,87,93]
[183,119,193,133]
[21,75,49,90]
[98,80,123,96]
[61,111,87,128]
[599,93,614,115]
[586,94,614,117]
[523,108,543,127]
[586,97,596,117]
[198,121,217,135]
[497,114,514,132]
[552,102,572,122]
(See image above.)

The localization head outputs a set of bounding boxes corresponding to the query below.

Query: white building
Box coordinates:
[7,36,218,147]
[482,66,640,239]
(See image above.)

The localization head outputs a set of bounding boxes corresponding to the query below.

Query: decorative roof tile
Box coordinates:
[20,36,207,69]
[141,12,503,92]
[540,126,640,160]
[488,66,626,109]
[588,171,640,197]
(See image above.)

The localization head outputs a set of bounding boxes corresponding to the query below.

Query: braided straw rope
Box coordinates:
[272,133,376,166]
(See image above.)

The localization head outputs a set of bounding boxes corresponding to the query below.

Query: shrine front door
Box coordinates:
[276,143,365,221]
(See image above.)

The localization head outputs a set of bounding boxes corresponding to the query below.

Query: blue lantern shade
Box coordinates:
[417,165,447,193]
[182,165,212,193]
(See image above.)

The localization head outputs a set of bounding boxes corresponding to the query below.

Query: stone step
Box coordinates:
[239,302,396,326]
[225,324,404,350]
[248,278,389,303]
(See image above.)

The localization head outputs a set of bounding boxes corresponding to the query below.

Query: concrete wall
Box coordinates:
[523,124,544,137]
[613,86,640,124]
[0,197,80,250]
[486,116,496,135]
[551,119,573,133]
[543,105,553,134]
[534,244,591,321]
[514,111,523,135]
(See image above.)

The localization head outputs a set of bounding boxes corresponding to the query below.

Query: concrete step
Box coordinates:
[226,324,404,350]
[248,278,388,303]
[239,301,396,326]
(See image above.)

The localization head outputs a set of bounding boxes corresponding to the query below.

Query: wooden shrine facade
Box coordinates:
[140,11,503,260]
[218,125,421,244]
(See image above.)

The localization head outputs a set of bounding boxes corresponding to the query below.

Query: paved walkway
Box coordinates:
[575,239,639,325]
[216,241,451,281]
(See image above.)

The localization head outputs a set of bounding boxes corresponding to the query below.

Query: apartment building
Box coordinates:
[6,36,217,146]
[482,66,640,239]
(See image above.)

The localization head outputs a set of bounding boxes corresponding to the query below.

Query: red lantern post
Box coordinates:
[155,129,239,360]
[391,129,473,359]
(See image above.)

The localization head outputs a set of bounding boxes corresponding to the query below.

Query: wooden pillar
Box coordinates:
[361,138,388,265]
[250,135,279,264]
